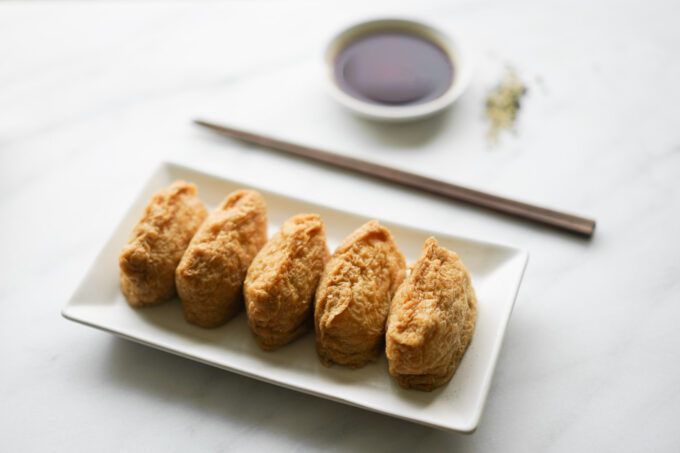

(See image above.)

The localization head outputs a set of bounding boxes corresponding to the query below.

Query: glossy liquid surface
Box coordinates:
[334,31,453,106]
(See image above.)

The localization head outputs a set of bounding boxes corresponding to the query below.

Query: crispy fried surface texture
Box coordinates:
[244,214,330,350]
[119,181,208,307]
[314,220,406,368]
[386,237,477,391]
[175,190,267,328]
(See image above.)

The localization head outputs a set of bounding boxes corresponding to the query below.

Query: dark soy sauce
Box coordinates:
[334,31,453,106]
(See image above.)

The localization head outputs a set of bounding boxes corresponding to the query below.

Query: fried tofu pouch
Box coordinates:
[314,220,406,368]
[175,190,267,328]
[244,214,330,350]
[119,181,208,307]
[386,237,477,391]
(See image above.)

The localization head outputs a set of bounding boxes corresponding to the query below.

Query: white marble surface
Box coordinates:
[1,0,679,451]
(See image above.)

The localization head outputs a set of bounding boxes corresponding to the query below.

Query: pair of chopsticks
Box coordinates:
[194,120,596,237]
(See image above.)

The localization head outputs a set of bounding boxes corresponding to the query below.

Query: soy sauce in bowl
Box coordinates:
[325,19,469,122]
[334,31,453,106]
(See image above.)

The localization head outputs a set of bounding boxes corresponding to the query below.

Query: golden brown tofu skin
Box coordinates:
[119,181,208,307]
[175,190,267,328]
[314,220,406,368]
[244,214,330,350]
[386,237,477,391]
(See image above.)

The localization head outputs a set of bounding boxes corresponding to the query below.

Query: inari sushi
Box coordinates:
[386,237,477,391]
[314,220,406,368]
[176,190,267,328]
[119,181,207,307]
[244,214,330,350]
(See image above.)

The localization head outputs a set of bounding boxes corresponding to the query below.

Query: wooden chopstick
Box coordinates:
[194,119,596,237]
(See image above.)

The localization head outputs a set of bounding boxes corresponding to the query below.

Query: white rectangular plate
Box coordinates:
[63,162,528,433]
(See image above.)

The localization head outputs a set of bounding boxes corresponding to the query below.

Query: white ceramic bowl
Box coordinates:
[324,18,472,122]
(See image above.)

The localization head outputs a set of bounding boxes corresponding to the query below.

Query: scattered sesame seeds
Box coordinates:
[485,69,527,144]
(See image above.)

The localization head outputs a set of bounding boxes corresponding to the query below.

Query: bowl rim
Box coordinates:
[324,17,472,122]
